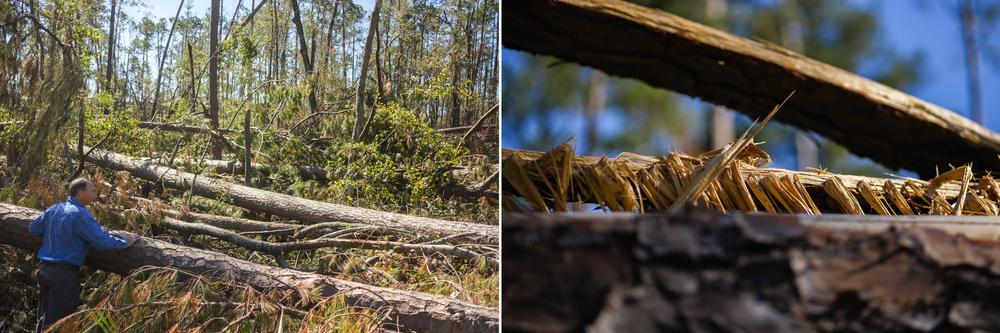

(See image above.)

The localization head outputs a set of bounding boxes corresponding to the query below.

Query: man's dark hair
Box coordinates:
[68,178,92,198]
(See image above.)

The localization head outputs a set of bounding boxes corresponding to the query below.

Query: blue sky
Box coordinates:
[855,0,1000,128]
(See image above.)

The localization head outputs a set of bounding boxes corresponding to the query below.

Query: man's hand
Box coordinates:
[125,232,139,247]
[113,231,140,247]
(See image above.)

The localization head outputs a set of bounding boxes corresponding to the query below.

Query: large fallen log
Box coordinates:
[160,217,490,262]
[0,203,497,333]
[504,211,1000,332]
[84,147,498,244]
[503,0,1000,177]
[139,158,495,200]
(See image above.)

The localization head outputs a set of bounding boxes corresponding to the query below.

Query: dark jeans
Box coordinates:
[35,262,81,333]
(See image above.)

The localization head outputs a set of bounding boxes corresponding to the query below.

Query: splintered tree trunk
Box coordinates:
[84,147,497,244]
[503,0,1000,177]
[504,212,1000,332]
[0,203,497,333]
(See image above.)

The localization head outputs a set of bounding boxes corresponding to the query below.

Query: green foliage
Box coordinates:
[326,103,465,208]
[82,98,150,157]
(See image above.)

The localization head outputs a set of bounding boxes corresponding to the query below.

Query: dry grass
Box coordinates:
[502,144,990,216]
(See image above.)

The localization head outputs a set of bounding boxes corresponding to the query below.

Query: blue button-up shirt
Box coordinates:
[28,197,128,266]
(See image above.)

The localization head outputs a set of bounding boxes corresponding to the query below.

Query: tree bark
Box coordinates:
[504,211,1000,332]
[0,203,497,333]
[85,147,497,244]
[352,0,383,141]
[502,0,1000,177]
[209,0,222,159]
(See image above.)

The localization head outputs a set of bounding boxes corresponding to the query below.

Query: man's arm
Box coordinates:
[28,207,49,237]
[76,211,130,250]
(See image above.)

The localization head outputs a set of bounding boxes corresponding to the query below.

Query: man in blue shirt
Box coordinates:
[28,178,139,332]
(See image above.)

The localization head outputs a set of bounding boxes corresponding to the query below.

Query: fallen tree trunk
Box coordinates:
[0,203,497,333]
[435,125,498,135]
[141,198,417,240]
[160,217,491,262]
[504,211,1000,332]
[447,171,499,201]
[503,0,1000,177]
[140,158,494,197]
[84,147,498,244]
[140,157,328,180]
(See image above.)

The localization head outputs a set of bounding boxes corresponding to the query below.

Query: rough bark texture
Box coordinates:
[504,211,1000,332]
[85,147,497,244]
[0,203,497,333]
[502,0,1000,177]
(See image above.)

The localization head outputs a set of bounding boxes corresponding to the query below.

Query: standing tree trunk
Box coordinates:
[352,0,383,141]
[290,0,319,115]
[707,0,734,150]
[960,0,984,124]
[448,49,462,127]
[209,0,222,159]
[105,0,116,96]
[583,70,606,155]
[780,0,818,170]
[243,108,252,186]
